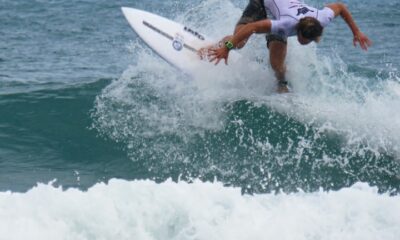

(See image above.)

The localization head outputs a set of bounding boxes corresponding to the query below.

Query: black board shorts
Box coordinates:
[237,0,287,47]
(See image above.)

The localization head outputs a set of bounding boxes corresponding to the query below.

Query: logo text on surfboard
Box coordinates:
[184,26,205,41]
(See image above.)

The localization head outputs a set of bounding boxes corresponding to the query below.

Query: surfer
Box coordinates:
[200,0,372,93]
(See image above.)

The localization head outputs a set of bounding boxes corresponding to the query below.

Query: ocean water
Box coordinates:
[1,0,400,239]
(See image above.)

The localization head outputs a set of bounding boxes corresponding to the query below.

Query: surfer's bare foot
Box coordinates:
[277,83,289,93]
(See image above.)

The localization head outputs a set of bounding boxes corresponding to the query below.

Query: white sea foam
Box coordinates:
[269,39,400,157]
[0,180,399,240]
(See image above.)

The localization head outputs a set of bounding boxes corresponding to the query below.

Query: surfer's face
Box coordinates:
[296,17,323,45]
[297,32,313,45]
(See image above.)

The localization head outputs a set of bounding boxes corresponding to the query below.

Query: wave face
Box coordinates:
[91,0,400,194]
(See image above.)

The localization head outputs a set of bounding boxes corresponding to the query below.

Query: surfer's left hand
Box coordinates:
[353,31,372,51]
[208,47,229,65]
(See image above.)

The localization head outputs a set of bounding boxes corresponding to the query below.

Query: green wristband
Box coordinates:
[224,40,234,50]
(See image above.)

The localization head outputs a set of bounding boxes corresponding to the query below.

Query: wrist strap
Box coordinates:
[224,40,234,50]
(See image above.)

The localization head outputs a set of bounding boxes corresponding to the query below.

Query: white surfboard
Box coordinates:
[121,7,239,73]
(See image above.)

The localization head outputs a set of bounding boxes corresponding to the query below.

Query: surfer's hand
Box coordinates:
[353,31,372,51]
[208,47,229,65]
[198,47,212,60]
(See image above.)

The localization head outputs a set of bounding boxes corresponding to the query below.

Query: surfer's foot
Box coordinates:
[277,85,289,93]
[277,81,289,93]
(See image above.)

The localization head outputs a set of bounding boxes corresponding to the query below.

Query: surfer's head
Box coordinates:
[296,17,323,45]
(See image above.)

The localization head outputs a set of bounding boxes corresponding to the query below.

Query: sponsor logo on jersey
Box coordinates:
[297,7,314,16]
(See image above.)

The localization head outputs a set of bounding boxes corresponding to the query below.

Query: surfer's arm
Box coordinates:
[327,3,372,51]
[230,20,272,48]
[208,20,272,65]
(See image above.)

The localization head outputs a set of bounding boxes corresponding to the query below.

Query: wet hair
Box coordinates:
[296,17,323,41]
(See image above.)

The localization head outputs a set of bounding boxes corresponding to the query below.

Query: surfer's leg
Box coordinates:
[200,1,266,57]
[237,0,266,25]
[267,35,289,93]
[234,0,267,49]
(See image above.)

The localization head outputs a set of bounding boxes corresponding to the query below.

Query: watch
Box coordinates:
[224,40,234,50]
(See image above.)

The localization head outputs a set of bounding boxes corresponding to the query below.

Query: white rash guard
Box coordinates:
[263,0,335,37]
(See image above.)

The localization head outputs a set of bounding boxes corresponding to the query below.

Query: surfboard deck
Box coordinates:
[121,7,240,73]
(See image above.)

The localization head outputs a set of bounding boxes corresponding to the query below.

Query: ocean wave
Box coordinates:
[92,6,400,193]
[0,179,399,240]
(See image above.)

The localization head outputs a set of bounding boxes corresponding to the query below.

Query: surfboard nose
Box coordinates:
[121,7,137,17]
[121,7,129,15]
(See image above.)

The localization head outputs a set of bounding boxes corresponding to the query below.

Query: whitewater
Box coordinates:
[1,180,399,240]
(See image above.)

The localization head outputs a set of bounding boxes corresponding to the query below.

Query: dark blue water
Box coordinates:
[1,0,399,194]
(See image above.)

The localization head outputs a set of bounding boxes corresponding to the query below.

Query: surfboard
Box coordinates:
[121,7,239,73]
